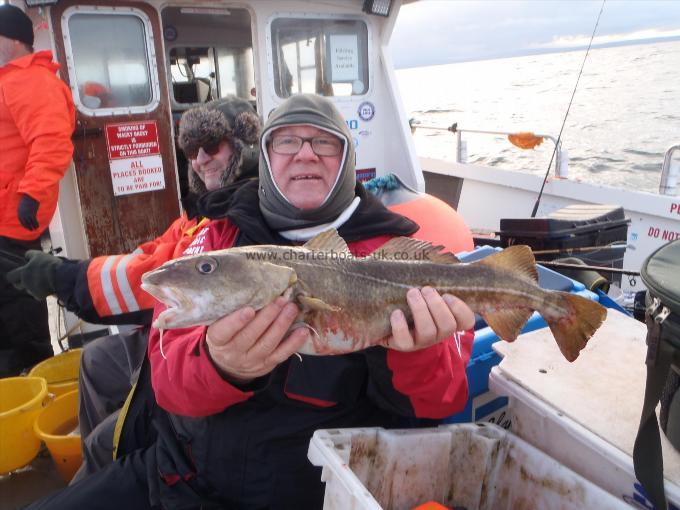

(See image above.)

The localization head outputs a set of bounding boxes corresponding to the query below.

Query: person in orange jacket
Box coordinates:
[0,4,76,376]
[8,95,262,482]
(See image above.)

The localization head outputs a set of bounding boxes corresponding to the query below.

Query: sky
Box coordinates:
[390,0,680,68]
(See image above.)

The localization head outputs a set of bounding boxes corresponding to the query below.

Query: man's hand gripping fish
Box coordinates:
[141,229,607,362]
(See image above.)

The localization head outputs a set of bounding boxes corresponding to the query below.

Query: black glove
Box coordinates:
[17,194,40,231]
[6,250,63,300]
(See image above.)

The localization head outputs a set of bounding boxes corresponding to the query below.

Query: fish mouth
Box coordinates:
[140,282,189,315]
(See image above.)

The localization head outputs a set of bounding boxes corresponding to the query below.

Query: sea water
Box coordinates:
[396,40,680,194]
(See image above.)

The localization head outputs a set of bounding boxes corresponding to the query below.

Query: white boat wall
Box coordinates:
[420,152,680,300]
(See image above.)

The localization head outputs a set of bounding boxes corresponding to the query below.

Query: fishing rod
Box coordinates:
[538,260,639,276]
[530,242,628,256]
[530,0,607,218]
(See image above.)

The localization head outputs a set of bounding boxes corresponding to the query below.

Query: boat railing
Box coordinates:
[409,120,567,177]
[659,144,680,196]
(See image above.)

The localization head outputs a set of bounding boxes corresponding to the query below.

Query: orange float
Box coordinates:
[367,173,474,254]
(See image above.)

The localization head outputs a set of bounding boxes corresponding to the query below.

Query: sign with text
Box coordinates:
[329,34,359,82]
[105,121,165,196]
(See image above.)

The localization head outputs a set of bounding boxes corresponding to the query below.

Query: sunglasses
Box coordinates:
[185,141,223,160]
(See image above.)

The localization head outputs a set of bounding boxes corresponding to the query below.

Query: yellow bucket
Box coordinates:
[28,349,83,396]
[34,389,82,483]
[0,376,48,474]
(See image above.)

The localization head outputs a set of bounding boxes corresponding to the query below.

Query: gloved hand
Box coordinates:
[17,194,40,231]
[6,250,63,300]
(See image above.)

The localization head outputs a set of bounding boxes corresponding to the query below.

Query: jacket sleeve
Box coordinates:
[363,329,474,419]
[55,258,152,325]
[148,313,254,417]
[54,217,198,324]
[8,70,75,204]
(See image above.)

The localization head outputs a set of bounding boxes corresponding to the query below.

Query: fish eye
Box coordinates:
[196,257,218,275]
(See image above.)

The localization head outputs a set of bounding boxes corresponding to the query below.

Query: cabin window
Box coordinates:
[271,18,369,98]
[65,11,156,113]
[168,46,255,104]
[162,7,255,108]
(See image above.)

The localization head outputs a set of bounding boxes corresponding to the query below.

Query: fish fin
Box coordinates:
[261,262,298,285]
[373,237,460,264]
[303,228,352,255]
[545,293,607,362]
[480,308,534,341]
[298,295,342,312]
[476,245,538,283]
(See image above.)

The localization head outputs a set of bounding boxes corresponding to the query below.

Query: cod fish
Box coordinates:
[141,229,607,362]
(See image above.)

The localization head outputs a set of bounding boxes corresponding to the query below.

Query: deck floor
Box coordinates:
[0,449,66,509]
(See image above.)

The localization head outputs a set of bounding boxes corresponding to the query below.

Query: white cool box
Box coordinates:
[307,310,680,509]
[488,309,680,509]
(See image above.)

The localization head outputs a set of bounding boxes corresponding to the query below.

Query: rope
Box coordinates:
[363,173,400,194]
[531,0,607,218]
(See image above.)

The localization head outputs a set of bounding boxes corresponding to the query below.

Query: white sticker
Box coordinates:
[330,34,359,82]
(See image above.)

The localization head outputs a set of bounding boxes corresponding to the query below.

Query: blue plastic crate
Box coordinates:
[444,246,599,424]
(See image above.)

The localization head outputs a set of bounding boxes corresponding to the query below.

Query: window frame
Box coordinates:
[266,13,372,101]
[61,5,161,117]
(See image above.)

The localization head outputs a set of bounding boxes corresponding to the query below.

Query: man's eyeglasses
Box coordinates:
[271,135,343,157]
[185,141,222,160]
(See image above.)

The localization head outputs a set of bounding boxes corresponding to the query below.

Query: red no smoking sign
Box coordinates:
[105,121,160,159]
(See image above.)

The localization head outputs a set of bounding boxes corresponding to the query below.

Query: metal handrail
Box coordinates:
[410,120,566,177]
[659,144,680,196]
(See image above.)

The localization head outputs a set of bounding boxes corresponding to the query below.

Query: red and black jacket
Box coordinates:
[144,181,474,509]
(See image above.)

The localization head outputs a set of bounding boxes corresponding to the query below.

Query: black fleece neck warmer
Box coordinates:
[258,94,357,231]
[197,180,418,246]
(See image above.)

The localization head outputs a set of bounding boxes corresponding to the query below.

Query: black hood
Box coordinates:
[197,180,418,246]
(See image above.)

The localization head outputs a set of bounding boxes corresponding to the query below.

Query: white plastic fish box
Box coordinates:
[307,423,627,510]
[489,365,680,509]
[445,246,600,425]
[487,309,680,509]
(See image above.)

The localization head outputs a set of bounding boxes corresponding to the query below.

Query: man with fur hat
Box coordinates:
[25,94,475,509]
[8,96,261,483]
[0,4,75,376]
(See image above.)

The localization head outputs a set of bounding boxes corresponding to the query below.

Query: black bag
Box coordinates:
[633,239,680,510]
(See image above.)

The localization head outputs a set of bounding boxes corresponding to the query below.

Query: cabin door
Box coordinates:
[51,1,179,257]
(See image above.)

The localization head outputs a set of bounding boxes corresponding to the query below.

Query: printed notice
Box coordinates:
[330,34,359,82]
[105,121,165,196]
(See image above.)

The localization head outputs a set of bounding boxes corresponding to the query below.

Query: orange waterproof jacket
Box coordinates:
[85,215,209,318]
[0,51,75,241]
[54,214,210,325]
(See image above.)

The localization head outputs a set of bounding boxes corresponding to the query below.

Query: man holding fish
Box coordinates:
[26,94,477,509]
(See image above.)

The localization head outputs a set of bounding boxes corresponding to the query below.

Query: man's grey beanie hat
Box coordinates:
[178,96,261,194]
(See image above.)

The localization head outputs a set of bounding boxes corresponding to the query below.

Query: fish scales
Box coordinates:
[141,230,607,362]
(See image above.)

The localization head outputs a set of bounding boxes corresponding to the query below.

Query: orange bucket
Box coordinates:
[33,389,82,483]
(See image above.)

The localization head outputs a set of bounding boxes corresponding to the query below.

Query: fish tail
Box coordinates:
[544,292,607,362]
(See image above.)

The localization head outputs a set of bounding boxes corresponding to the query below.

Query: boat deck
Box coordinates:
[0,451,66,509]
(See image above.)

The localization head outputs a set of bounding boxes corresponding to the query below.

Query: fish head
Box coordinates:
[141,249,297,329]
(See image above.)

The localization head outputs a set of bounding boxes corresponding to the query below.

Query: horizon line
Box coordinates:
[394,35,680,70]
